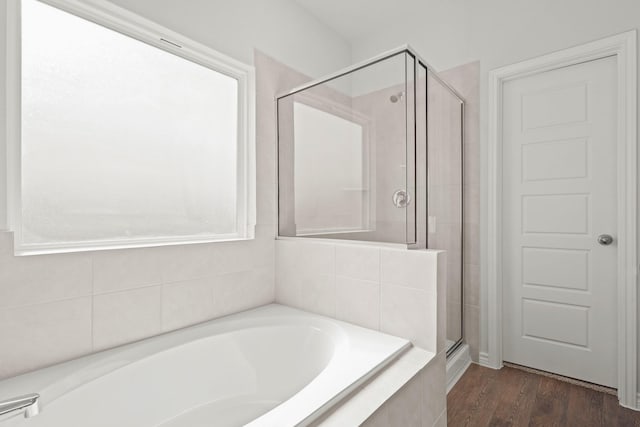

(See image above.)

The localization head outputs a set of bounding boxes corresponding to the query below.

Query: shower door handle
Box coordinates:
[392,190,411,208]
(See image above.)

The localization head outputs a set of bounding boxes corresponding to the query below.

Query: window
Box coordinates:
[9,0,255,254]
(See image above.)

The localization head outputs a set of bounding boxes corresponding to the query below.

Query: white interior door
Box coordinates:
[502,55,618,387]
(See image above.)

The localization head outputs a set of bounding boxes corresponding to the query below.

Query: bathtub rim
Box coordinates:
[0,304,411,425]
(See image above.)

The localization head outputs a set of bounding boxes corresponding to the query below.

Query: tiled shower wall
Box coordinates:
[0,50,305,380]
[275,239,446,353]
[439,62,481,361]
[275,238,448,425]
[361,353,447,427]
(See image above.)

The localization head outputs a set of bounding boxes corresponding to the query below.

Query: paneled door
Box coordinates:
[502,56,617,387]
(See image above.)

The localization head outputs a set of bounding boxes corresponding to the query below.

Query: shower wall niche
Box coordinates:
[276,47,464,354]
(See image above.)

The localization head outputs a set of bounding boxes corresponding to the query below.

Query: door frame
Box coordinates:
[487,30,638,409]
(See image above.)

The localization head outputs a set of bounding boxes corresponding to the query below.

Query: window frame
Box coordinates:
[6,0,256,255]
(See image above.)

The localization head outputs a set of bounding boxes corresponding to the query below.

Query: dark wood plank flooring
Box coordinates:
[447,364,640,427]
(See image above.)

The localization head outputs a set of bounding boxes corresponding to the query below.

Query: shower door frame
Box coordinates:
[275,46,467,356]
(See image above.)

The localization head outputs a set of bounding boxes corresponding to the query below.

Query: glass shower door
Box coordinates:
[277,52,418,245]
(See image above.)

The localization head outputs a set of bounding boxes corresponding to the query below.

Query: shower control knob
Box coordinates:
[392,190,411,208]
[597,234,614,246]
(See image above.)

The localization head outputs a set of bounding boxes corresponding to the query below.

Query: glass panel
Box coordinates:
[427,72,464,353]
[21,0,239,246]
[278,52,414,244]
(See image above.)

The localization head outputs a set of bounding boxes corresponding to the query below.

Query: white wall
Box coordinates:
[105,0,351,78]
[350,0,640,379]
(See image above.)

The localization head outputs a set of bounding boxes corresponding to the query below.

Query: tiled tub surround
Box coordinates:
[360,352,447,427]
[276,238,448,426]
[0,230,274,380]
[0,305,410,426]
[275,239,446,353]
[0,50,314,380]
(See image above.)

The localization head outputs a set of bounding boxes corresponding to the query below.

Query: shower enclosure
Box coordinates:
[276,47,464,355]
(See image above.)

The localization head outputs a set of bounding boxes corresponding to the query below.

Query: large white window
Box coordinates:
[8,0,255,254]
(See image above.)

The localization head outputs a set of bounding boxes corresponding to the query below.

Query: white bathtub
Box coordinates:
[0,304,410,426]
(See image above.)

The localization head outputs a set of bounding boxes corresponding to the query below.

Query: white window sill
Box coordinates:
[12,232,255,256]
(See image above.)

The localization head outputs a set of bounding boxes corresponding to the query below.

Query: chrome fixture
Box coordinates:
[0,393,40,419]
[597,234,614,246]
[389,91,404,103]
[392,189,411,208]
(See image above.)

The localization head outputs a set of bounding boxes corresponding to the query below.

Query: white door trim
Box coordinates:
[487,31,638,409]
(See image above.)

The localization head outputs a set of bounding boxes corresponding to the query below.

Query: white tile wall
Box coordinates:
[161,276,217,331]
[92,248,165,294]
[0,297,92,378]
[276,239,447,427]
[0,244,92,308]
[92,286,162,350]
[359,352,447,427]
[380,284,435,351]
[275,239,445,353]
[335,276,380,330]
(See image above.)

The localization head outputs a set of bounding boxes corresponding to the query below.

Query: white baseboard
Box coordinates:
[446,344,472,393]
[478,351,491,368]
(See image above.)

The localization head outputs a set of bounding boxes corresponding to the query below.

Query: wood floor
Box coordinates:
[447,364,640,427]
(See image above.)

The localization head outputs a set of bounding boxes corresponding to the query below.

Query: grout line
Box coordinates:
[0,293,94,312]
[92,281,165,297]
[90,254,95,350]
[378,248,382,331]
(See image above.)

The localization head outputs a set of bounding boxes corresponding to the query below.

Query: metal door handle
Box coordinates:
[392,190,411,208]
[597,234,614,246]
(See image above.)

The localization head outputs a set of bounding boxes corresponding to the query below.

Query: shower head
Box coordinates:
[389,92,404,103]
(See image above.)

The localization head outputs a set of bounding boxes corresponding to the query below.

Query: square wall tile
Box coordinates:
[463,263,480,307]
[433,410,447,427]
[421,352,447,427]
[465,304,480,361]
[463,223,480,266]
[436,251,448,353]
[361,405,389,427]
[211,268,275,317]
[298,274,336,318]
[335,245,380,282]
[93,286,162,350]
[0,251,92,309]
[336,276,380,330]
[380,248,438,292]
[0,297,92,379]
[161,277,216,332]
[93,247,165,294]
[275,266,302,307]
[380,284,436,351]
[160,243,219,283]
[387,373,422,427]
[276,239,335,276]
